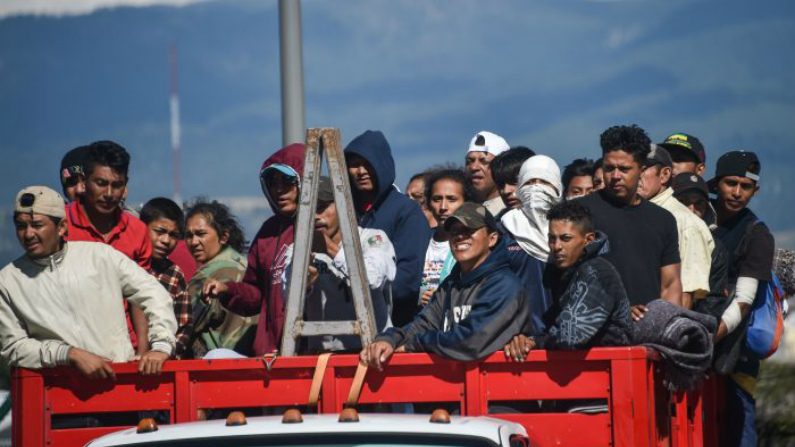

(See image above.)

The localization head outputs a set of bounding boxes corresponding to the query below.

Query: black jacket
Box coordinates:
[376,238,533,361]
[538,233,632,349]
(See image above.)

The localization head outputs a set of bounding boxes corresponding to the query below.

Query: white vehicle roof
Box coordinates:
[86,413,527,447]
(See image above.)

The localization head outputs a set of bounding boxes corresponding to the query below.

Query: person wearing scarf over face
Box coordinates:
[500,155,562,333]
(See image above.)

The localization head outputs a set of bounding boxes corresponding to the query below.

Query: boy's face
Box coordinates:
[15,213,66,259]
[265,171,299,216]
[83,165,127,216]
[548,219,595,269]
[347,154,376,193]
[565,175,594,200]
[447,221,498,273]
[406,178,425,205]
[147,218,181,260]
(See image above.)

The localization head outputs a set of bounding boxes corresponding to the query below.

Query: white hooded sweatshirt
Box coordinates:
[500,155,562,262]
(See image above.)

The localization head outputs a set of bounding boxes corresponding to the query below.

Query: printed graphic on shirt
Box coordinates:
[443,304,472,331]
[271,244,290,286]
[367,234,384,247]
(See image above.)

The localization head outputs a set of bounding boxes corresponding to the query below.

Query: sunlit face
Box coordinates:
[15,213,66,259]
[602,150,642,203]
[548,219,595,269]
[465,151,497,198]
[592,167,605,191]
[83,165,127,216]
[265,171,299,216]
[147,218,181,260]
[638,164,672,200]
[715,176,758,217]
[185,214,228,264]
[565,175,594,200]
[314,202,340,239]
[429,179,466,226]
[347,154,376,193]
[447,221,498,273]
[406,178,425,206]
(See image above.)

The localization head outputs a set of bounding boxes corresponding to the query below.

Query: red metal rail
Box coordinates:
[12,347,716,447]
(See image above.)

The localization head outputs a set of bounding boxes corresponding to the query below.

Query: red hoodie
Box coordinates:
[220,143,304,356]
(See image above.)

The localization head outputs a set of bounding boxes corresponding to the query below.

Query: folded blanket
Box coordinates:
[631,299,717,391]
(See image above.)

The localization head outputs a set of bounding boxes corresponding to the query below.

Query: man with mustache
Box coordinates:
[465,130,511,216]
[575,125,683,318]
[296,177,396,353]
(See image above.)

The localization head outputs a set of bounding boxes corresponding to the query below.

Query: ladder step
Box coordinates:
[298,321,363,337]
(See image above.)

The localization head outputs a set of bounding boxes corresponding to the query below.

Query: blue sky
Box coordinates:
[0,0,793,260]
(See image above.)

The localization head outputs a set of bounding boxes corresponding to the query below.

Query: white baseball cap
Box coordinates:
[467,130,510,156]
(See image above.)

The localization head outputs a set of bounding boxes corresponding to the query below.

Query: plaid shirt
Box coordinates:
[151,258,190,327]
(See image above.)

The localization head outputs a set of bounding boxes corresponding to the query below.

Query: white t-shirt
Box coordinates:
[420,238,452,300]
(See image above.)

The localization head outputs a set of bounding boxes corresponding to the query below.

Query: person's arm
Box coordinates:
[716,276,758,342]
[111,248,177,359]
[0,287,71,369]
[219,244,266,316]
[660,263,683,306]
[131,305,149,355]
[375,283,446,349]
[407,278,532,361]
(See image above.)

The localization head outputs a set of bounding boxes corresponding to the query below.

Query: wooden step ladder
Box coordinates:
[280,128,377,356]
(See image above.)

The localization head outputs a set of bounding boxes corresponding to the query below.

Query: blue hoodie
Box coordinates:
[344,130,433,326]
[376,236,534,361]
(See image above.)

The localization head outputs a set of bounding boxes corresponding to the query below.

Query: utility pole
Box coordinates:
[169,43,182,205]
[278,0,306,146]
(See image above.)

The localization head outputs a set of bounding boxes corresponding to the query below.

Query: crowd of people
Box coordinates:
[0,125,790,446]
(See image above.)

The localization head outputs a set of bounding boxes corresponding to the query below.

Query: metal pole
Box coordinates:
[279,0,306,146]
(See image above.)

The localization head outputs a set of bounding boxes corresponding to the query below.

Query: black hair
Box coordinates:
[594,158,603,170]
[562,158,596,191]
[599,125,651,165]
[546,201,595,234]
[140,197,185,236]
[84,140,131,179]
[424,168,475,203]
[408,172,427,185]
[185,200,247,254]
[491,147,536,187]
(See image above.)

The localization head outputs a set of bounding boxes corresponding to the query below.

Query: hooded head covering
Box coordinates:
[259,143,305,217]
[502,155,562,262]
[344,130,396,205]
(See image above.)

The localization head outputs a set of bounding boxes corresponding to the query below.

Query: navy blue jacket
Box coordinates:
[502,232,552,335]
[344,130,432,326]
[377,237,534,361]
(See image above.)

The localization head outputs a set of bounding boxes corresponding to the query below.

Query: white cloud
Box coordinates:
[0,0,207,19]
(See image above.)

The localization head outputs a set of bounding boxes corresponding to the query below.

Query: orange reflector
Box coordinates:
[282,408,304,424]
[430,409,451,424]
[136,418,158,433]
[226,411,248,426]
[338,407,360,423]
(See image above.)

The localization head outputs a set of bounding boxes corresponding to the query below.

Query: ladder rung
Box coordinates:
[297,321,363,336]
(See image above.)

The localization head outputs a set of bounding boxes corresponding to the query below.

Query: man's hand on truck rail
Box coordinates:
[503,335,536,362]
[138,350,170,375]
[360,340,395,371]
[67,347,116,380]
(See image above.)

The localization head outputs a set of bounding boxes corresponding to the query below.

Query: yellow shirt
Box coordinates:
[651,187,714,297]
